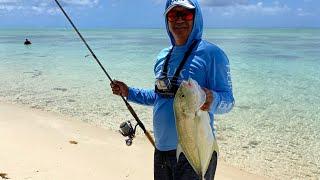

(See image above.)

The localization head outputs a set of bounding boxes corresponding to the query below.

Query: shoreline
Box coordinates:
[0,102,267,180]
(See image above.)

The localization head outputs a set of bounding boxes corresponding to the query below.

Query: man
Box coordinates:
[111,0,234,179]
[24,38,32,45]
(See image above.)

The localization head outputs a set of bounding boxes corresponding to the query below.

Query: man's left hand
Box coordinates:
[200,88,214,111]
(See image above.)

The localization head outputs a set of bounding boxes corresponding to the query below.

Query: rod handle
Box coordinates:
[144,131,155,148]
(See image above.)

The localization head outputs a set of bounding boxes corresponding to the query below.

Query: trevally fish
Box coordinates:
[173,78,219,180]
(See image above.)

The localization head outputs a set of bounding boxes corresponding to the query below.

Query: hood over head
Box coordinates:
[164,0,203,48]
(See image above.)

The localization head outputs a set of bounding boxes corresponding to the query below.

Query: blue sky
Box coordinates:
[0,0,319,28]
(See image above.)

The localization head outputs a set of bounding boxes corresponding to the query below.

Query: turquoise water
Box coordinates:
[0,28,319,179]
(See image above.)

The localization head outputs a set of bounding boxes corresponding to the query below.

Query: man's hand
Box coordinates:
[200,88,214,111]
[110,80,129,97]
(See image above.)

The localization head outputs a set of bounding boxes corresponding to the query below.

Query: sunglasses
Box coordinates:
[167,10,194,22]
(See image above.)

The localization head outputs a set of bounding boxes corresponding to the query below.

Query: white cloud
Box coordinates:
[0,0,99,14]
[241,2,290,15]
[153,0,164,5]
[0,0,21,12]
[209,1,290,16]
[47,7,60,15]
[0,5,21,11]
[153,0,289,16]
[201,0,248,7]
[152,0,249,6]
[32,6,44,13]
[297,8,312,16]
[61,0,99,6]
[0,0,19,4]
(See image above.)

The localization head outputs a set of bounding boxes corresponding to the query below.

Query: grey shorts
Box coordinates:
[154,148,217,180]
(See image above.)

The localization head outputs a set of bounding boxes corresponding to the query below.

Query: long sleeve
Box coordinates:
[127,87,156,106]
[208,48,235,114]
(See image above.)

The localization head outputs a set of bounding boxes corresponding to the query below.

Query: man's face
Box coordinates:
[167,6,194,45]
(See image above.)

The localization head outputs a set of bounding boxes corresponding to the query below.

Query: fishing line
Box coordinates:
[53,0,155,147]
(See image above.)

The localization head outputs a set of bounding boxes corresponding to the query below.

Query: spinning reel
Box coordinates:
[119,121,138,146]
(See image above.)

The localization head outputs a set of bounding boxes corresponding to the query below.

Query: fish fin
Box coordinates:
[176,143,183,163]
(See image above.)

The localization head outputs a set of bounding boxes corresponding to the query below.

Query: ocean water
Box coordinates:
[0,28,319,179]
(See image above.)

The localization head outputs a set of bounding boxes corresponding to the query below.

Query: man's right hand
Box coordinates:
[110,80,129,97]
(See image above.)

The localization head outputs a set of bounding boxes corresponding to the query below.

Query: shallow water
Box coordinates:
[0,28,319,179]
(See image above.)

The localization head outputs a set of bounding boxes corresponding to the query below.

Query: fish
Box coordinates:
[173,78,219,180]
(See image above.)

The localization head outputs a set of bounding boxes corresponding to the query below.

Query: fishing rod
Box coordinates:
[53,0,155,147]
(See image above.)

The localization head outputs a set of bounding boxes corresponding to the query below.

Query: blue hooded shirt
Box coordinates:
[127,0,235,151]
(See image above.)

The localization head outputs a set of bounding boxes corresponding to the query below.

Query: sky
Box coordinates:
[0,0,319,28]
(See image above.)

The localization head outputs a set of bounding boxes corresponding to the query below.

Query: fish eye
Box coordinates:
[181,94,185,98]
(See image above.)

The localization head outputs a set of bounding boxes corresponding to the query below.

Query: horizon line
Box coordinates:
[1,26,320,30]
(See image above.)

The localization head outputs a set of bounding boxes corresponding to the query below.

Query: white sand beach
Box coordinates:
[0,102,267,180]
